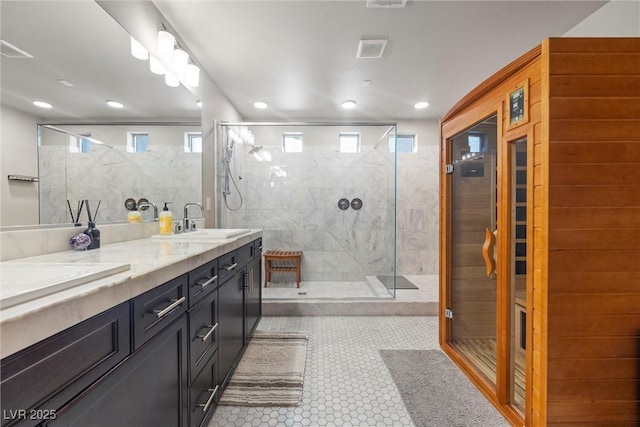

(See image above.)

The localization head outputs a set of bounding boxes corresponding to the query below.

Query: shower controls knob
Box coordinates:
[338,198,350,210]
[351,198,363,210]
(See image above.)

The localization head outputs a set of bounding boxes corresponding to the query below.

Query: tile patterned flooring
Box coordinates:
[208,316,440,427]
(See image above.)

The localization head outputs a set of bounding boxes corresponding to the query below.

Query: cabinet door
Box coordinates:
[217,271,245,389]
[47,315,188,427]
[0,303,130,427]
[245,258,261,342]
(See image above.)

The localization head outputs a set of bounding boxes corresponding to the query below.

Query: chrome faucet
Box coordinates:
[184,202,204,231]
[137,201,158,221]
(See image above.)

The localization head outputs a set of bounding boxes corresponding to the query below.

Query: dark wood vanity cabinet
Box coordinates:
[0,238,262,427]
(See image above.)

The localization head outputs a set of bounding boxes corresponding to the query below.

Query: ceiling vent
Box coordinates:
[0,40,33,58]
[366,0,408,8]
[356,39,388,59]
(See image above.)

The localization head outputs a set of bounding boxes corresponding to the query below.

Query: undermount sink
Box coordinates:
[0,262,131,309]
[151,228,251,241]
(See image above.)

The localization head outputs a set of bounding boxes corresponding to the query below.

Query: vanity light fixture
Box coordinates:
[165,72,180,87]
[157,30,175,60]
[253,101,268,109]
[106,100,124,109]
[149,55,165,75]
[33,101,52,109]
[130,36,148,60]
[414,101,430,109]
[196,100,202,108]
[341,100,357,109]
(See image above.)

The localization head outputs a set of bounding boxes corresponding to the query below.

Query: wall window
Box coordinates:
[69,133,91,153]
[283,132,303,153]
[127,132,149,153]
[389,134,416,153]
[339,132,360,153]
[468,133,483,153]
[184,132,202,153]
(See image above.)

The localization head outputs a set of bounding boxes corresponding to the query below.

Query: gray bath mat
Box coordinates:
[377,275,419,290]
[380,350,510,427]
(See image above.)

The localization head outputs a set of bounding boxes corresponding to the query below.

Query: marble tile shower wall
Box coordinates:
[39,145,201,224]
[220,144,439,279]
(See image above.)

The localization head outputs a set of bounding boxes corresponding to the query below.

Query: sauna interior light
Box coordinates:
[130,36,148,60]
[253,101,268,109]
[414,101,430,109]
[149,55,165,75]
[33,101,52,109]
[157,30,175,60]
[341,100,357,109]
[106,100,124,109]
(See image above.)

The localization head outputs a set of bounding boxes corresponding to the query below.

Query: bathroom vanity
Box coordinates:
[0,230,262,427]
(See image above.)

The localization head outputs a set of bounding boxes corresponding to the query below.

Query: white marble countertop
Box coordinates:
[0,229,262,359]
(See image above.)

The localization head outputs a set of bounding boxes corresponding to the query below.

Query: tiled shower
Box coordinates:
[217,123,439,290]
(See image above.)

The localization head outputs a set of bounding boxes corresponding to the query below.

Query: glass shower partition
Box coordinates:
[217,122,398,297]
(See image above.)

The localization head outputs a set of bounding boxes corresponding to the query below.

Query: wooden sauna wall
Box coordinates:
[450,125,498,342]
[542,37,640,426]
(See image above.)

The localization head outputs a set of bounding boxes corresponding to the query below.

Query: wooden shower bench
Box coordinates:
[263,250,302,288]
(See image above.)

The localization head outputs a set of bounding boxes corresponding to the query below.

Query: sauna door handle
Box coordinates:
[482,228,496,277]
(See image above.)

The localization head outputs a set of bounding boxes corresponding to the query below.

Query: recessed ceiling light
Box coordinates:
[33,101,52,109]
[253,101,268,109]
[106,100,124,109]
[341,100,357,109]
[414,101,430,109]
[196,100,202,108]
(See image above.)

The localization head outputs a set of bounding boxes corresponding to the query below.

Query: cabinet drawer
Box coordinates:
[132,274,188,350]
[237,243,253,268]
[189,259,218,307]
[0,302,130,427]
[189,351,219,427]
[217,250,238,284]
[253,238,263,260]
[189,289,218,383]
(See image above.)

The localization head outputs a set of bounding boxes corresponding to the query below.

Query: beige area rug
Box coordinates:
[218,331,309,406]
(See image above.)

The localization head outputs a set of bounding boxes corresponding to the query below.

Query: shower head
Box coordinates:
[248,145,263,155]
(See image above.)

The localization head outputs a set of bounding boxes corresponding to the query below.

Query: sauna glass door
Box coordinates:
[448,115,498,386]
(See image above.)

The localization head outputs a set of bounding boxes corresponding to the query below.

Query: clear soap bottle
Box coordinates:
[159,202,173,235]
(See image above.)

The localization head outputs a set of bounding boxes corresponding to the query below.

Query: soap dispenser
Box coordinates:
[159,202,173,235]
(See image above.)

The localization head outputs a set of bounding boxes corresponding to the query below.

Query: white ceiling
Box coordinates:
[0,1,608,123]
[154,0,608,121]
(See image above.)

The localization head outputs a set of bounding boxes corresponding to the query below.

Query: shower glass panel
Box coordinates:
[448,115,498,386]
[217,122,397,297]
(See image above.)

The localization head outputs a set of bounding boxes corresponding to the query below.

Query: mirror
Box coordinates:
[1,1,201,227]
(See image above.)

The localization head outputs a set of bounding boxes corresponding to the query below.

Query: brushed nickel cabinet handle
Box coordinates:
[482,228,496,277]
[153,296,186,318]
[224,262,238,271]
[195,275,218,289]
[197,323,218,342]
[198,386,219,413]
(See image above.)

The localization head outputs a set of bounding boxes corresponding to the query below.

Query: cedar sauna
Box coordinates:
[439,38,639,426]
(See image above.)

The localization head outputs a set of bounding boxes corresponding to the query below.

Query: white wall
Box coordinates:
[0,105,40,226]
[564,0,640,36]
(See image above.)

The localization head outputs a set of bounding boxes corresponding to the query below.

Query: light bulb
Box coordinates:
[157,30,175,60]
[165,72,179,87]
[149,55,165,75]
[185,63,200,87]
[130,36,148,60]
[172,49,189,80]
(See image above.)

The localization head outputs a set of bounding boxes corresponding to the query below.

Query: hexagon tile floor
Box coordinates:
[207,316,479,427]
